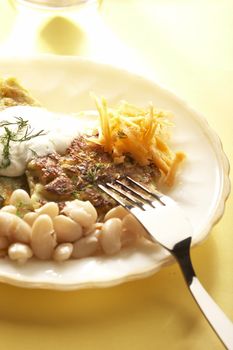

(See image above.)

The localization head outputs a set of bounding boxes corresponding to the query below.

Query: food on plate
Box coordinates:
[92,96,185,186]
[0,77,39,110]
[0,175,29,206]
[0,77,185,263]
[26,135,160,215]
[0,78,39,205]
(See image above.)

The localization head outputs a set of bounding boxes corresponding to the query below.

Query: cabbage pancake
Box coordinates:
[0,77,39,110]
[26,136,160,215]
[0,78,39,206]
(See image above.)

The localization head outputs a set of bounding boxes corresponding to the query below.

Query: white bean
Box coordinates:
[53,243,73,262]
[104,206,128,221]
[36,202,59,219]
[8,243,33,264]
[72,235,99,259]
[79,201,98,223]
[23,212,39,226]
[99,218,122,255]
[0,212,31,243]
[53,215,82,243]
[0,205,17,214]
[121,214,145,246]
[31,214,56,260]
[63,200,97,227]
[83,223,103,237]
[9,189,32,210]
[67,208,94,228]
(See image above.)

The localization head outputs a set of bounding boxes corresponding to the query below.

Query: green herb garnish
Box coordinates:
[0,117,46,169]
[86,163,105,183]
[29,148,39,158]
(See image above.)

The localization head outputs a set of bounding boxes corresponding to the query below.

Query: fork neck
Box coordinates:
[170,237,196,285]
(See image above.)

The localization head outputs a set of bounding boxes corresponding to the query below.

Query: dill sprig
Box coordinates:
[0,117,46,169]
[86,163,105,183]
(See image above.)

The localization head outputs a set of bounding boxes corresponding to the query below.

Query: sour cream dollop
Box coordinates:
[0,106,87,177]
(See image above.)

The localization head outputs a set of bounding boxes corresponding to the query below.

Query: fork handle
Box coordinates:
[171,238,233,349]
[189,277,233,349]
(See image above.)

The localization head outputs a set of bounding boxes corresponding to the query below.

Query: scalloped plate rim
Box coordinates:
[0,55,230,290]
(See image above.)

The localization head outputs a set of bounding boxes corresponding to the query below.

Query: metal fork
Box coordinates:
[98,176,233,349]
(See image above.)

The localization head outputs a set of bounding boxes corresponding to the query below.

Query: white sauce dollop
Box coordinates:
[0,106,87,177]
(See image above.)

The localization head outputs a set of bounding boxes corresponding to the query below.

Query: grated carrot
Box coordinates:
[91,96,185,186]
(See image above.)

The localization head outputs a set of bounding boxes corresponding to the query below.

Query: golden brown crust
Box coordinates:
[0,78,162,214]
[0,77,39,110]
[0,175,29,207]
[0,77,40,205]
[26,136,160,215]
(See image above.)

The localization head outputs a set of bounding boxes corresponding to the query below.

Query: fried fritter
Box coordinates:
[0,77,40,205]
[26,136,160,215]
[0,175,29,207]
[0,78,160,214]
[0,77,40,110]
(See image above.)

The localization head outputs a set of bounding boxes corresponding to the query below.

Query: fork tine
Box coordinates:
[98,183,143,210]
[98,184,130,209]
[106,182,145,210]
[126,176,165,206]
[115,179,155,208]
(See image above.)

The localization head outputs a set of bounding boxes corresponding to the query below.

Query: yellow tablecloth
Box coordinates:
[0,1,232,349]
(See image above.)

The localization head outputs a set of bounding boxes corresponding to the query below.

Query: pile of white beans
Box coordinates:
[0,189,146,263]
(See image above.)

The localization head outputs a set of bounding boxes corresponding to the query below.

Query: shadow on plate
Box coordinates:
[0,232,218,332]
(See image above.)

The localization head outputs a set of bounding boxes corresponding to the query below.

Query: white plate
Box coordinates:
[0,55,230,290]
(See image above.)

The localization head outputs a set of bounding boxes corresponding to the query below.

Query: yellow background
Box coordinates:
[0,1,232,349]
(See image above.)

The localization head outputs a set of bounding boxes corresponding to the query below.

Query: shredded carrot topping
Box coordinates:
[90,96,185,186]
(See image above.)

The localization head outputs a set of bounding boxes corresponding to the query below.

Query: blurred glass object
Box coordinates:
[14,0,100,11]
